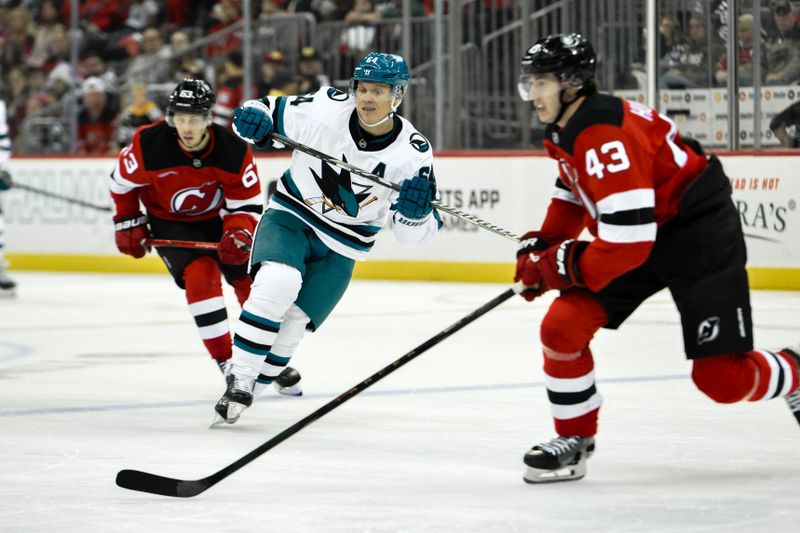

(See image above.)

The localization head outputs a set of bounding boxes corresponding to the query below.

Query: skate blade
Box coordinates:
[209,412,227,429]
[274,383,303,397]
[523,462,587,484]
[225,402,248,424]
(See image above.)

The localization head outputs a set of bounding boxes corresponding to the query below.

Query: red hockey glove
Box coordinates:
[218,228,253,265]
[114,214,150,259]
[536,240,588,291]
[515,231,549,301]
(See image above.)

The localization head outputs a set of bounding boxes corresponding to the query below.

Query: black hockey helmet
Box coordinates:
[166,79,215,126]
[520,33,596,88]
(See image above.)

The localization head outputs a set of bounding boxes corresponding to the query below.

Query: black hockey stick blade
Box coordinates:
[116,285,520,497]
[116,470,210,498]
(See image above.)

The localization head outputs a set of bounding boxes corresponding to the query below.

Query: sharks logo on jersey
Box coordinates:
[306,156,375,216]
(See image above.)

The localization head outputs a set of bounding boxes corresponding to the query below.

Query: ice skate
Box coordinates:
[0,268,16,298]
[211,374,255,427]
[783,344,800,424]
[210,373,235,428]
[252,366,303,397]
[273,367,303,396]
[523,436,595,484]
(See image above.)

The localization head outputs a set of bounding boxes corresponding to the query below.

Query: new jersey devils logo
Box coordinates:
[171,181,223,216]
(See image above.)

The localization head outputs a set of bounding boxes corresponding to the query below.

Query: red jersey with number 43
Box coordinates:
[540,92,708,292]
[109,121,262,232]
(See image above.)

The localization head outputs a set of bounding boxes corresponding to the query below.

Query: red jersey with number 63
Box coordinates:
[539,93,708,292]
[109,120,263,232]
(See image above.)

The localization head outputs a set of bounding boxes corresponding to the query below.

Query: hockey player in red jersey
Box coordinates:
[108,79,300,392]
[514,34,800,483]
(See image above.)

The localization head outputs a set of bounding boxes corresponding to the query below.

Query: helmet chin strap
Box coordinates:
[358,96,403,128]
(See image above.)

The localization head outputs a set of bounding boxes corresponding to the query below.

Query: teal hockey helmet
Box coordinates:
[351,52,410,99]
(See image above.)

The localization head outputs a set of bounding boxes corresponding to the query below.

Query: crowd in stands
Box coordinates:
[0,0,416,155]
[2,0,800,154]
[659,0,800,89]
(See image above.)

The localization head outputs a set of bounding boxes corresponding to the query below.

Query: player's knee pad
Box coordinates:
[271,304,310,357]
[540,291,607,359]
[244,261,303,321]
[691,354,755,404]
[183,256,223,301]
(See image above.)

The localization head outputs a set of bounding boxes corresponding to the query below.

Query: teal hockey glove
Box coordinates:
[233,100,273,145]
[395,175,434,219]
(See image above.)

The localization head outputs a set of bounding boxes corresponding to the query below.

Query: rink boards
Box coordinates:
[2,152,799,289]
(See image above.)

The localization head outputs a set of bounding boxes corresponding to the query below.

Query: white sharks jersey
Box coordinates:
[259,86,437,260]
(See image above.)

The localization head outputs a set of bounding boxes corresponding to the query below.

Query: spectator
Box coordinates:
[27,0,61,69]
[77,77,118,155]
[206,0,242,59]
[40,23,70,74]
[765,0,800,85]
[116,82,162,149]
[715,13,766,86]
[124,0,161,34]
[297,46,330,94]
[660,15,725,88]
[5,66,29,144]
[658,15,685,59]
[340,0,381,76]
[80,51,118,92]
[213,50,246,128]
[124,27,171,85]
[61,0,126,35]
[266,68,299,97]
[769,99,800,147]
[169,30,213,85]
[0,7,35,74]
[257,49,286,97]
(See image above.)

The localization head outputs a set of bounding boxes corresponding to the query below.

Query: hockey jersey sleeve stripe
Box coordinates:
[551,177,581,205]
[273,97,287,137]
[225,194,263,210]
[109,163,146,195]
[595,188,656,243]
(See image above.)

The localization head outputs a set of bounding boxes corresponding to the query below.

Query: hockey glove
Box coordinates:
[395,175,434,220]
[218,228,253,265]
[515,231,549,301]
[0,169,12,191]
[114,214,150,259]
[232,100,273,145]
[535,239,588,292]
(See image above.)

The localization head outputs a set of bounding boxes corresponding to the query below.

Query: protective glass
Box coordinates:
[170,113,208,128]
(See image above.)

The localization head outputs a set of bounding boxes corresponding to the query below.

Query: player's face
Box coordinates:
[354,81,396,126]
[173,113,209,149]
[519,73,562,124]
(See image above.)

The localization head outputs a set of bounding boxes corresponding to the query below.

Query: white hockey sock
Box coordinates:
[256,304,310,384]
[231,262,302,380]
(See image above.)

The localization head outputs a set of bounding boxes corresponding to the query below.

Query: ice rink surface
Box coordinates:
[0,272,798,533]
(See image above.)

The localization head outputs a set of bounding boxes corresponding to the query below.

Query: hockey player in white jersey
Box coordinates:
[0,99,16,297]
[213,52,440,424]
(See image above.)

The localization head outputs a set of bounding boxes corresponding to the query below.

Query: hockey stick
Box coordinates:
[13,182,113,212]
[145,238,219,250]
[270,132,520,243]
[115,284,520,497]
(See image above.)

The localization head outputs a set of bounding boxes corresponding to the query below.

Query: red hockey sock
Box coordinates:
[183,257,231,362]
[692,350,798,403]
[540,291,607,437]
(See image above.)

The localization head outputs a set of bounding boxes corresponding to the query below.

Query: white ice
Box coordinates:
[1,272,798,533]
